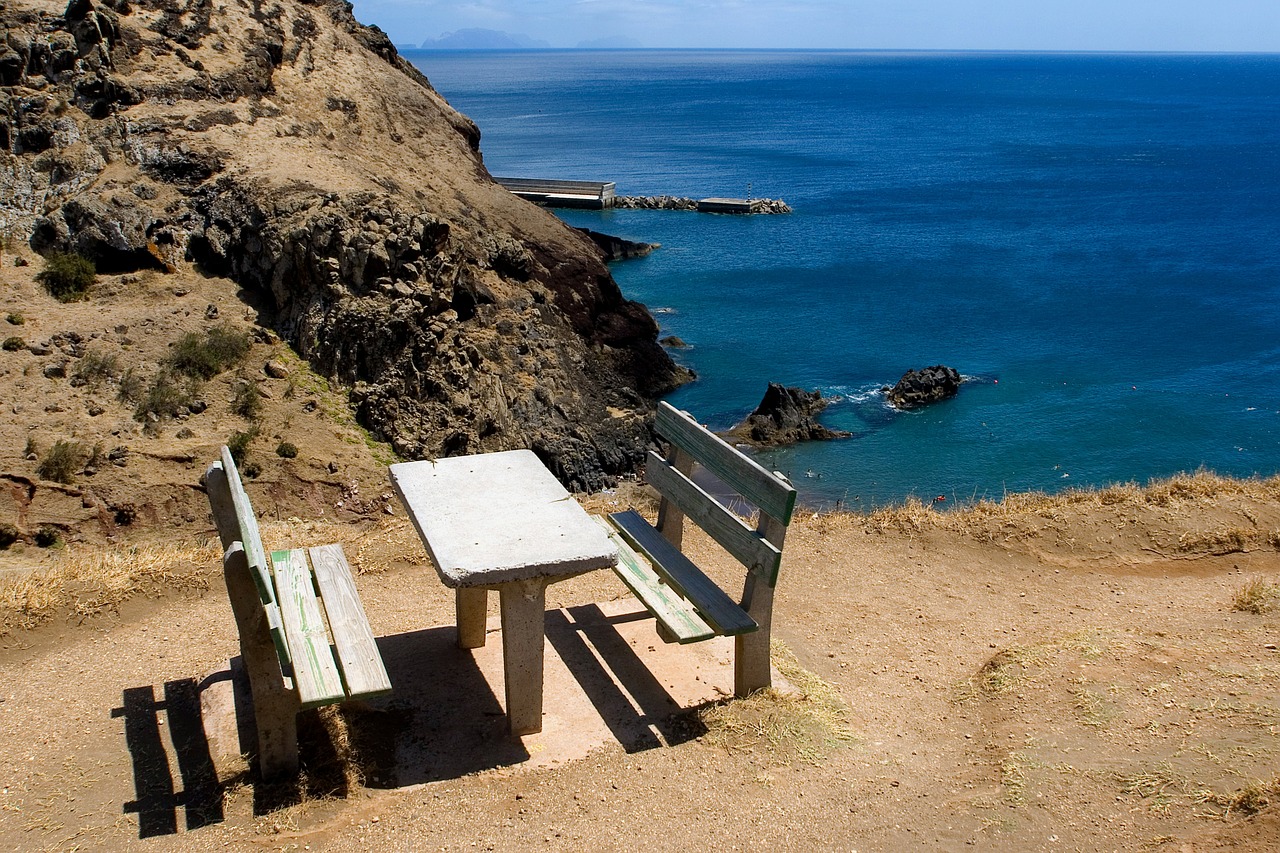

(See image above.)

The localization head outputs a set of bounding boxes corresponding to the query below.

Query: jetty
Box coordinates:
[495,178,790,215]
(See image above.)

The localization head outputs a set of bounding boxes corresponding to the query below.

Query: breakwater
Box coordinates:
[615,196,792,214]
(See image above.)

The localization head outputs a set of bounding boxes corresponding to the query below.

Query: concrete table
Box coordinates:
[389,449,618,735]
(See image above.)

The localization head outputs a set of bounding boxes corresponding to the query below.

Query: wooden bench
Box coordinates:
[599,401,797,697]
[204,446,391,780]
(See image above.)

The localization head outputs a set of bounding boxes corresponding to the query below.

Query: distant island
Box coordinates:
[415,28,641,50]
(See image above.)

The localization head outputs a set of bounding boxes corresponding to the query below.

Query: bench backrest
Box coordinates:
[205,446,292,671]
[650,402,797,585]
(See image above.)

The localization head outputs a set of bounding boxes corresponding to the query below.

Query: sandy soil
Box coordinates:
[1,475,1278,851]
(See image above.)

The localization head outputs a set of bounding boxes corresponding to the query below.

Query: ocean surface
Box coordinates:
[405,50,1280,509]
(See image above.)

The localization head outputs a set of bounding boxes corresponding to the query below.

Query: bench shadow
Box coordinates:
[114,679,225,838]
[546,604,707,751]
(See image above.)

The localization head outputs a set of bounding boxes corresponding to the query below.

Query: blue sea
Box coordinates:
[405,50,1280,509]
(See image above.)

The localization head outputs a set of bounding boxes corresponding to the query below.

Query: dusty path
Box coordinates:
[2,483,1278,851]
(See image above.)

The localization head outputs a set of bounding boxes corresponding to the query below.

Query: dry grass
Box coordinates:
[802,471,1280,544]
[1232,576,1280,615]
[697,639,856,764]
[1197,776,1280,818]
[0,539,220,634]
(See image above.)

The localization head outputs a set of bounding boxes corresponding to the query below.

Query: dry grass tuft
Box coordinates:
[697,640,856,764]
[0,539,220,634]
[1232,576,1280,615]
[1197,776,1280,818]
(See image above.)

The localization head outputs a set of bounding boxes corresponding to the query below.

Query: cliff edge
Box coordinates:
[1,0,685,492]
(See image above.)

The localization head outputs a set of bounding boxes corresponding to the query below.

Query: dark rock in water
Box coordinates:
[575,228,658,261]
[728,383,852,447]
[659,335,688,348]
[887,365,962,409]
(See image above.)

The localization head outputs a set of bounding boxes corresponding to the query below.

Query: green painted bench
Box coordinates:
[599,401,797,697]
[204,446,391,780]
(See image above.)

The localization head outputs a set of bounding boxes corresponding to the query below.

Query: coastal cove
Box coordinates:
[409,49,1280,508]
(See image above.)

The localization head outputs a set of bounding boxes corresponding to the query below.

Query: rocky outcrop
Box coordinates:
[1,0,689,491]
[575,228,658,261]
[614,196,792,214]
[728,383,851,447]
[886,366,962,410]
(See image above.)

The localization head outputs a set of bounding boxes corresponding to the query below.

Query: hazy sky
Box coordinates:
[350,1,1280,51]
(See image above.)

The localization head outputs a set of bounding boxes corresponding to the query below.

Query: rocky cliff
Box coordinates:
[1,0,686,491]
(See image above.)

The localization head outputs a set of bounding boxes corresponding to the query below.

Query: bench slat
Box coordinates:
[655,402,797,524]
[645,451,783,586]
[272,549,346,709]
[309,544,393,699]
[608,510,757,637]
[592,516,716,644]
[207,459,292,671]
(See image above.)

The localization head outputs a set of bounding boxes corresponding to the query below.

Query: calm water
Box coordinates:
[406,50,1280,508]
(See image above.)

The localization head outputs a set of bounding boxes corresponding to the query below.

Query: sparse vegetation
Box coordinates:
[134,369,199,421]
[168,323,251,379]
[227,428,257,466]
[276,440,299,458]
[116,367,144,404]
[232,379,264,420]
[36,440,86,484]
[5,312,24,325]
[71,351,120,388]
[2,336,24,351]
[0,523,17,549]
[35,252,97,302]
[33,526,61,548]
[1232,577,1280,614]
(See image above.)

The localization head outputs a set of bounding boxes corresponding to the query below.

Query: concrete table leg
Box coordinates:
[498,578,549,735]
[456,588,488,649]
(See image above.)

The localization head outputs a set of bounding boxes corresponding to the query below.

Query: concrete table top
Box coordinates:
[389,449,618,588]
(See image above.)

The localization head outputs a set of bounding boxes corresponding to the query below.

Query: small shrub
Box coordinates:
[36,252,97,302]
[1233,577,1280,615]
[37,440,85,484]
[168,324,251,379]
[23,435,38,458]
[72,351,120,388]
[232,380,263,421]
[276,440,299,459]
[113,503,138,526]
[5,312,24,325]
[242,461,262,478]
[227,428,257,466]
[34,525,60,548]
[0,523,18,549]
[2,336,24,351]
[116,368,144,404]
[135,369,198,421]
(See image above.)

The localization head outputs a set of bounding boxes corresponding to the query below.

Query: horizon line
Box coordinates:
[397,46,1280,56]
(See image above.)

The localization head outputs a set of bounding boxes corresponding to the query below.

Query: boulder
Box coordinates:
[728,383,851,447]
[886,365,962,410]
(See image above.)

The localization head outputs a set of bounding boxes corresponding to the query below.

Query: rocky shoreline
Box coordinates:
[615,195,792,214]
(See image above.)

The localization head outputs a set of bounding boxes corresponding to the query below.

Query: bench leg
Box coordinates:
[498,578,548,736]
[456,587,489,649]
[735,575,775,697]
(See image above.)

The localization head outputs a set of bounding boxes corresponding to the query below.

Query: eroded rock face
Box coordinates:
[728,383,851,447]
[1,0,688,490]
[886,366,962,410]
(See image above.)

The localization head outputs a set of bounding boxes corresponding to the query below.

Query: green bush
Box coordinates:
[36,252,97,302]
[5,312,24,325]
[34,526,60,548]
[168,324,251,379]
[276,440,299,458]
[2,336,24,351]
[135,369,198,421]
[73,351,120,387]
[116,368,144,404]
[227,428,257,466]
[37,440,85,484]
[232,380,263,421]
[0,523,18,549]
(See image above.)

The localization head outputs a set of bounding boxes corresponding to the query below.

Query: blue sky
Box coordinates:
[350,1,1280,51]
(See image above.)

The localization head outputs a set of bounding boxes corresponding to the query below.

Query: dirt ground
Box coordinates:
[1,247,1279,851]
[1,477,1278,851]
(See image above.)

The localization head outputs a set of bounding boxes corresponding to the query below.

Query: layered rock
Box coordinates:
[886,366,962,410]
[728,383,851,447]
[1,0,688,490]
